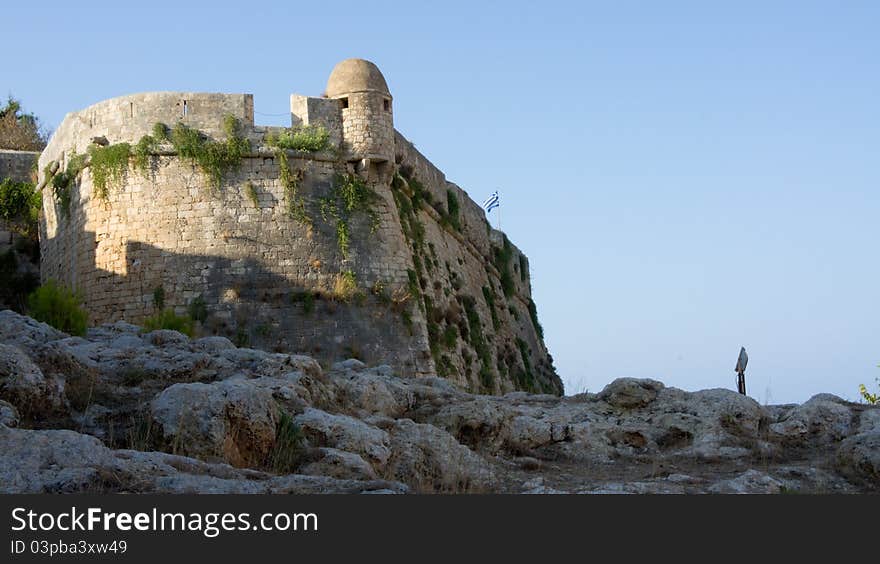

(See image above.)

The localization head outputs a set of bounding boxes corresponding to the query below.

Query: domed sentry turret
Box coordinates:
[326,59,394,173]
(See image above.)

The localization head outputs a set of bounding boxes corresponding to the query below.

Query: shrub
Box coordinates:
[266,124,331,153]
[332,270,360,302]
[479,364,495,391]
[27,280,88,336]
[152,286,165,309]
[291,290,315,314]
[0,178,41,237]
[860,377,879,405]
[127,414,155,451]
[152,122,168,141]
[188,295,208,322]
[443,324,459,349]
[234,327,250,347]
[401,308,413,332]
[371,279,391,304]
[268,411,304,473]
[142,309,194,337]
[255,323,272,337]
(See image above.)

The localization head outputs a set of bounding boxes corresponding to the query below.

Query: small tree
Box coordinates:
[860,371,879,405]
[0,178,41,238]
[0,97,48,151]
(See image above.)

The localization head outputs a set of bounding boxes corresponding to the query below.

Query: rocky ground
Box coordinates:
[0,309,877,494]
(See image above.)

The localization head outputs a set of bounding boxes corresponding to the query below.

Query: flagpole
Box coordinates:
[498,188,502,231]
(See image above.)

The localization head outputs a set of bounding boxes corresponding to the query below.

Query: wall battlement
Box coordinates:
[36,59,563,395]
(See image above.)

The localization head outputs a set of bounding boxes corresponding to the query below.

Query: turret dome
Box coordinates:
[326,59,390,98]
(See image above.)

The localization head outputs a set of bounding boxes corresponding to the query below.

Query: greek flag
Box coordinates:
[482,191,500,213]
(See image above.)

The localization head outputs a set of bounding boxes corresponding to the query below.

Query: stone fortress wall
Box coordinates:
[35,59,563,395]
[0,149,39,182]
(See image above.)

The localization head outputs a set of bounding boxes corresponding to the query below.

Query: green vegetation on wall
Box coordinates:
[273,149,310,225]
[170,115,250,188]
[50,152,87,218]
[443,189,462,232]
[264,125,335,225]
[406,269,421,304]
[442,324,459,349]
[48,116,250,212]
[401,171,462,235]
[132,122,169,175]
[527,298,544,340]
[515,337,537,392]
[493,234,516,298]
[319,174,380,259]
[244,182,260,207]
[406,174,432,210]
[88,142,132,200]
[265,124,331,153]
[332,270,360,301]
[392,166,552,394]
[482,286,501,331]
[462,295,494,392]
[291,289,316,314]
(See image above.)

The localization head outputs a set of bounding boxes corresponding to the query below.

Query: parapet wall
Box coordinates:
[36,87,562,395]
[40,93,254,170]
[0,149,39,183]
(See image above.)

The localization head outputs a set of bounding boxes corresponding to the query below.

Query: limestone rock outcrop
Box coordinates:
[0,310,877,494]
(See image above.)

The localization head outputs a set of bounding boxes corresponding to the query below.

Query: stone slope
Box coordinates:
[0,310,877,494]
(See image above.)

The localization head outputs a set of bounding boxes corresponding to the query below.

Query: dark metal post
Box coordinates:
[735,347,748,396]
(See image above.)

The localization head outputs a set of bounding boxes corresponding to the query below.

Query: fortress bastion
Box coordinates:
[35,59,563,395]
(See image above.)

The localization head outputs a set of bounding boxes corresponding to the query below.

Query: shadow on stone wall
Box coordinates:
[71,231,427,375]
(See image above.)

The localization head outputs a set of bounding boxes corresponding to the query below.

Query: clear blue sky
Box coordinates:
[5,1,878,403]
